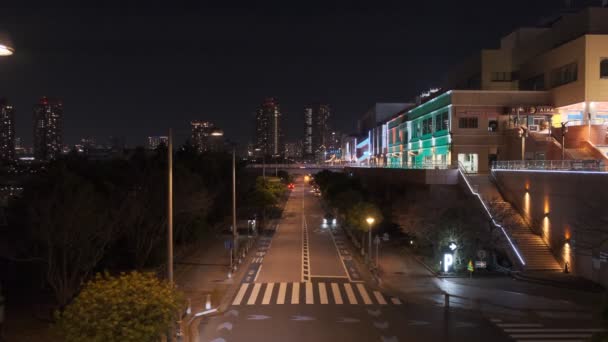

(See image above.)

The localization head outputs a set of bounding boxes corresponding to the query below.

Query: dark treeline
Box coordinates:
[1,144,250,309]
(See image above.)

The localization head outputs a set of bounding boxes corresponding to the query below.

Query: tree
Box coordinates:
[23,165,116,308]
[57,272,184,342]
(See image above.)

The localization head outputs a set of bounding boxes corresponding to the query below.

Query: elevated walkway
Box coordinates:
[462,173,562,271]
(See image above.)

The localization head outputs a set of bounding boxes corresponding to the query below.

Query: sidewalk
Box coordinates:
[377,242,604,319]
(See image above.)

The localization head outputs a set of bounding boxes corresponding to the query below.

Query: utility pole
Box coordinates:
[167,128,174,285]
[232,147,238,272]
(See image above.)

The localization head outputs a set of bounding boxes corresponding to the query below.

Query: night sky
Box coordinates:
[0,1,565,147]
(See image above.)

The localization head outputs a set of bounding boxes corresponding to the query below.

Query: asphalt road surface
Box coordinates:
[197,176,517,342]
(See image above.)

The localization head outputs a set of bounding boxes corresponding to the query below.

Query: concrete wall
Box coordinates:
[493,170,608,286]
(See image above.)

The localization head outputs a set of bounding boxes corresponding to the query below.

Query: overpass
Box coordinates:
[246,163,345,174]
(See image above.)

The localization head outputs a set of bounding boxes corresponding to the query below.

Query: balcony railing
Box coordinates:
[492,160,608,172]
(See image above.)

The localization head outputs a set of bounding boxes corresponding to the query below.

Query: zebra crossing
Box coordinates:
[490,318,605,341]
[232,281,402,306]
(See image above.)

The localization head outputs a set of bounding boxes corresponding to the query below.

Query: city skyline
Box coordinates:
[0,0,568,147]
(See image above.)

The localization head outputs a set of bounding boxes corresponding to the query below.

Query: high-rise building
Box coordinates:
[303,104,331,160]
[284,141,303,160]
[255,97,283,158]
[33,97,63,161]
[191,121,225,152]
[0,99,15,164]
[147,136,168,150]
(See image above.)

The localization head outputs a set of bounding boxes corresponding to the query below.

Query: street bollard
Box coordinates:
[444,292,449,309]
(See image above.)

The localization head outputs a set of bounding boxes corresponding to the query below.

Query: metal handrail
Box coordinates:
[492,160,608,172]
[456,161,526,267]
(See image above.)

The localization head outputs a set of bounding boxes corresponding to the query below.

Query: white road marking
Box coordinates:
[373,291,387,305]
[277,282,287,304]
[247,283,262,305]
[343,283,358,304]
[497,323,544,328]
[390,297,402,305]
[291,282,300,304]
[331,283,343,304]
[262,283,274,305]
[253,265,262,282]
[356,283,373,305]
[319,283,328,304]
[505,328,605,333]
[511,334,592,339]
[232,284,249,306]
[306,281,314,304]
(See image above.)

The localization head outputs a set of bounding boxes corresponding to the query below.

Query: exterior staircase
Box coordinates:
[487,200,562,271]
[463,173,562,271]
[565,148,594,160]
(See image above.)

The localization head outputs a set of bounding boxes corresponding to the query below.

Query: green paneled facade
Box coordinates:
[387,92,453,168]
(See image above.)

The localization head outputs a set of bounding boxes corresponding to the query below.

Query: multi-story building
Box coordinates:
[0,99,15,164]
[386,90,554,172]
[354,103,414,166]
[284,141,303,161]
[147,136,168,150]
[255,97,283,158]
[303,104,331,162]
[374,5,608,173]
[33,97,63,161]
[191,121,224,152]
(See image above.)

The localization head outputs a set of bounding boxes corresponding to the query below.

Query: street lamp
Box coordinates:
[0,31,14,56]
[561,121,570,160]
[366,217,375,264]
[518,127,528,161]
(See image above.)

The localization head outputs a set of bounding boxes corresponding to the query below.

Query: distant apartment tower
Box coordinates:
[255,97,283,157]
[303,104,331,160]
[33,97,63,161]
[0,99,16,164]
[191,121,225,152]
[147,136,168,149]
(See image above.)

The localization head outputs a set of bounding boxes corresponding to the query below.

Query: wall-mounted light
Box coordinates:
[544,211,550,217]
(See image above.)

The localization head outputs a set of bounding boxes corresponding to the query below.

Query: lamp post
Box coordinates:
[0,31,14,56]
[518,127,528,161]
[232,146,238,275]
[167,129,174,285]
[366,217,375,264]
[561,121,569,160]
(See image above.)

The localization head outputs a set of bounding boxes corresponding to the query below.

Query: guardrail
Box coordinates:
[492,160,608,172]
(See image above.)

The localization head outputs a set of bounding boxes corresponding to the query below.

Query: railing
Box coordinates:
[247,164,345,169]
[456,161,526,268]
[492,160,608,172]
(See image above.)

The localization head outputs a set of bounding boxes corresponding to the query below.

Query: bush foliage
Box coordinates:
[57,272,184,342]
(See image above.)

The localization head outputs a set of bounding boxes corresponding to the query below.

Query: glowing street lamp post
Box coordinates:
[366,217,375,264]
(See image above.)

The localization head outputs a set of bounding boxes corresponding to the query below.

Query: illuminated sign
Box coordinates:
[443,253,454,273]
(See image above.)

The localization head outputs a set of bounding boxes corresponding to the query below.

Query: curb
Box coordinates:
[512,272,605,293]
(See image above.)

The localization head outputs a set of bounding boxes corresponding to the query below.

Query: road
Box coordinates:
[197,176,512,342]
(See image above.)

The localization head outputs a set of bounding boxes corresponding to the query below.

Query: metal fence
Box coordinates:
[492,160,608,172]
